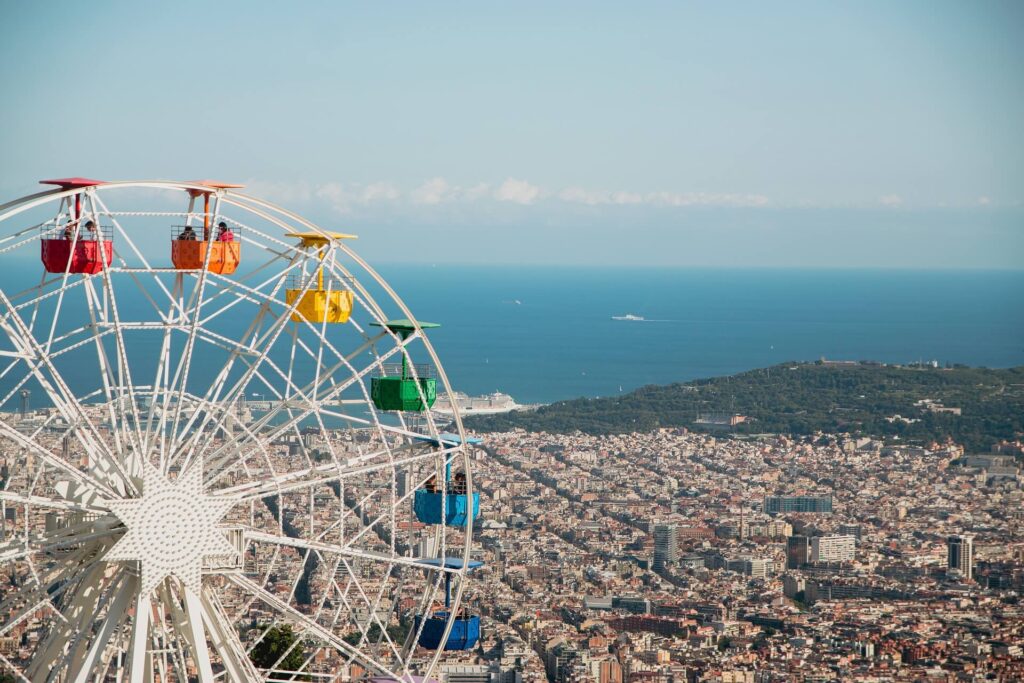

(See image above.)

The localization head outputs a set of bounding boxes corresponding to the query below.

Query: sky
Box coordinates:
[1,1,1022,268]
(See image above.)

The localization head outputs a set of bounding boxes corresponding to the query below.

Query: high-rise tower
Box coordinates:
[947,535,974,581]
[652,523,678,572]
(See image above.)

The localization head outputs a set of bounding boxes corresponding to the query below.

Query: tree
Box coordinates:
[249,624,307,679]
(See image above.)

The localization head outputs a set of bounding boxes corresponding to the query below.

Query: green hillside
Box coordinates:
[464,362,1024,451]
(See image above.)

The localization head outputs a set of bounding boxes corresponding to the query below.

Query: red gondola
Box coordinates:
[38,178,113,274]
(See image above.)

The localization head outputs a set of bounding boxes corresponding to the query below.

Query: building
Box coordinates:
[595,658,623,683]
[652,523,678,572]
[680,553,705,570]
[838,523,862,540]
[741,558,774,579]
[811,535,856,563]
[764,494,833,514]
[439,666,491,683]
[947,534,974,581]
[787,535,811,569]
[546,641,581,683]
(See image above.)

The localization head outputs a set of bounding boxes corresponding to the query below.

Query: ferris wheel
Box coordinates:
[0,178,484,682]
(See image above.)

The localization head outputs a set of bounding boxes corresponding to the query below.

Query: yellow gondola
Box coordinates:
[285,231,357,323]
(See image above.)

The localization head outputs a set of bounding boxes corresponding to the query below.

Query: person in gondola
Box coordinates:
[177,225,197,241]
[62,222,75,240]
[83,221,98,240]
[216,221,235,241]
[425,475,438,493]
[452,472,467,494]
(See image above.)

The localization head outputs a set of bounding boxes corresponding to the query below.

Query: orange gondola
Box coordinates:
[171,181,244,274]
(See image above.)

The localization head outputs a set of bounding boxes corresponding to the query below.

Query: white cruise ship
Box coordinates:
[433,391,531,415]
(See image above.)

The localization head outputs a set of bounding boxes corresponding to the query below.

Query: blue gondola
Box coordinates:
[414,489,480,526]
[413,558,484,651]
[413,433,482,527]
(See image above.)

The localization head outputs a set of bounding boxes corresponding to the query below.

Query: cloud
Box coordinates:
[558,187,641,205]
[494,178,542,204]
[361,182,400,202]
[314,181,401,213]
[462,182,491,201]
[410,177,452,205]
[879,194,904,207]
[559,187,768,207]
[244,177,776,213]
[410,178,492,205]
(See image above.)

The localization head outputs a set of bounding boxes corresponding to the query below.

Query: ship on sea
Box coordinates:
[433,391,537,415]
[611,313,645,321]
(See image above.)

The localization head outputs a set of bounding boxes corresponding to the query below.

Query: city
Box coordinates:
[459,428,1024,682]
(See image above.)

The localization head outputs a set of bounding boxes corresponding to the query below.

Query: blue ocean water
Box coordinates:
[1,261,1022,406]
[375,265,1024,404]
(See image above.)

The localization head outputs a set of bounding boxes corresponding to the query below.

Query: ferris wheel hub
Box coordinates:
[104,460,236,597]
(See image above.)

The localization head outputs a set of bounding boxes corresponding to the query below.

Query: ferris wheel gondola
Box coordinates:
[0,178,481,681]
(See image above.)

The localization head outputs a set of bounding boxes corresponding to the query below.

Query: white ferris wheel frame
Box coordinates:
[0,180,479,682]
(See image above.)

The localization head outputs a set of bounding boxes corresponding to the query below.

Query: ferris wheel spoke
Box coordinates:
[166,278,303,474]
[226,573,407,681]
[26,561,112,680]
[200,334,395,481]
[68,572,135,683]
[92,269,147,458]
[0,294,136,496]
[91,193,185,321]
[165,277,215,471]
[159,580,216,681]
[336,556,405,663]
[183,586,216,682]
[0,421,121,500]
[236,537,407,666]
[160,195,234,469]
[214,443,446,503]
[81,277,145,466]
[0,523,120,564]
[244,529,462,577]
[190,264,293,329]
[0,540,107,633]
[202,337,411,480]
[200,587,262,682]
[319,559,404,666]
[0,489,106,514]
[156,582,196,683]
[124,591,151,683]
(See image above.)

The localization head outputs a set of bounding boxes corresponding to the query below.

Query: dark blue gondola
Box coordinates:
[413,558,484,651]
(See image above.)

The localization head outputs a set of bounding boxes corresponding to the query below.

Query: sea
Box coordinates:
[375,265,1024,404]
[2,262,1022,406]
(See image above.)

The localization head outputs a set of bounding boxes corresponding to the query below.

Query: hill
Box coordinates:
[464,362,1024,451]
